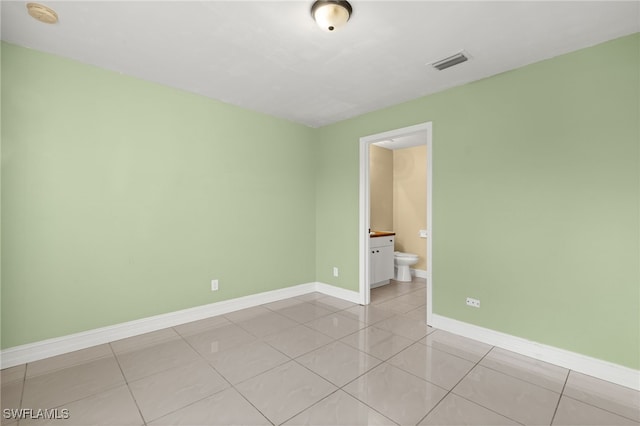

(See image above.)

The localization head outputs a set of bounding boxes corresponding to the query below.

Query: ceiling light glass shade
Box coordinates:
[311,1,352,32]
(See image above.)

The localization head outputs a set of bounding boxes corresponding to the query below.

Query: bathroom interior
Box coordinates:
[369,133,428,304]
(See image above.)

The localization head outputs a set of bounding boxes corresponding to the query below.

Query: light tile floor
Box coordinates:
[2,277,639,425]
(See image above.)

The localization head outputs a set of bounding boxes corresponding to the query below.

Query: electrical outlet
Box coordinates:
[466,297,480,308]
[333,267,339,277]
[211,279,219,291]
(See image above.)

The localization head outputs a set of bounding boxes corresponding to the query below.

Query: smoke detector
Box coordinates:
[27,3,58,24]
[431,51,471,71]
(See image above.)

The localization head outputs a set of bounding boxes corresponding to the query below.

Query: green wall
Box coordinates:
[2,34,638,370]
[315,33,639,369]
[1,43,316,348]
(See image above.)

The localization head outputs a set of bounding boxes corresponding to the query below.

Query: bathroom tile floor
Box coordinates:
[2,277,639,425]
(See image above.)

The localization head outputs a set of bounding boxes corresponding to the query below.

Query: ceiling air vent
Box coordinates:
[431,52,469,71]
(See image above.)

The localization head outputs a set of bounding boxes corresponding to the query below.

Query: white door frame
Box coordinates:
[358,122,433,325]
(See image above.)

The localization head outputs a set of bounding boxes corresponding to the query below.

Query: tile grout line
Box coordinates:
[199,336,276,426]
[560,393,640,423]
[300,315,369,342]
[230,311,302,340]
[229,355,326,425]
[19,351,114,381]
[413,344,495,425]
[334,361,403,426]
[16,363,27,425]
[141,330,272,425]
[472,358,567,394]
[423,329,572,395]
[226,359,281,426]
[109,342,148,426]
[549,369,570,425]
[280,330,405,425]
[423,326,639,421]
[180,316,340,393]
[334,359,431,426]
[276,388,343,425]
[292,348,379,390]
[369,280,426,305]
[373,314,431,340]
[564,370,640,422]
[226,349,302,426]
[269,302,338,324]
[416,344,526,426]
[18,354,130,420]
[325,315,432,426]
[461,349,582,424]
[259,323,339,358]
[181,323,301,426]
[279,384,400,426]
[330,325,389,363]
[17,383,125,414]
[231,336,339,425]
[229,389,276,426]
[470,348,534,423]
[384,338,473,384]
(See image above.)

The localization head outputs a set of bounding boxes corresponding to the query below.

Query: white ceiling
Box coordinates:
[2,1,638,128]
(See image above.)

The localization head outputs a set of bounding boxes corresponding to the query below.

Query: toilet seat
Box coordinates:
[394,251,418,259]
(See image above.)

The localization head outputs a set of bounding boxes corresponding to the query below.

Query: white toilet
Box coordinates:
[394,252,419,282]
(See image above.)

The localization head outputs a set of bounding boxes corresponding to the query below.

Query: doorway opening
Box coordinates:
[358,122,433,325]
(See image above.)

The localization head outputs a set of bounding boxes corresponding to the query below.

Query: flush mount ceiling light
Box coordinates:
[311,0,352,32]
[26,3,58,24]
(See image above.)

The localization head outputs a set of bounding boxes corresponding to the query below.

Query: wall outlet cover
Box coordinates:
[466,297,480,308]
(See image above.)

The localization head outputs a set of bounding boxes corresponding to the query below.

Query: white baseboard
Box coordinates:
[411,268,428,279]
[315,282,363,304]
[431,314,640,391]
[6,287,636,392]
[1,282,320,369]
